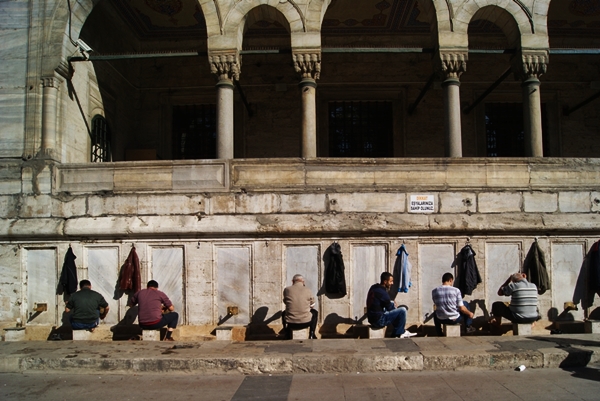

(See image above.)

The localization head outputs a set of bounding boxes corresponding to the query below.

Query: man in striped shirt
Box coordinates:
[432,273,475,336]
[490,273,539,326]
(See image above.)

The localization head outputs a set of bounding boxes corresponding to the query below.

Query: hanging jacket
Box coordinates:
[391,244,411,298]
[523,240,551,295]
[119,247,141,294]
[324,242,347,296]
[60,246,78,295]
[588,240,600,298]
[457,244,482,297]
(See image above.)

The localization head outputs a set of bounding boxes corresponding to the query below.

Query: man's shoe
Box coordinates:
[163,337,175,342]
[466,326,476,334]
[309,332,317,339]
[399,330,417,338]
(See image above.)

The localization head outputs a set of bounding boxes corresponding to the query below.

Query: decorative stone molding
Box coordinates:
[513,51,549,81]
[437,51,467,80]
[209,52,241,81]
[292,52,321,80]
[41,76,63,89]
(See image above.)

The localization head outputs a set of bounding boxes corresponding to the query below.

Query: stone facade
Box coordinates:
[0,1,599,338]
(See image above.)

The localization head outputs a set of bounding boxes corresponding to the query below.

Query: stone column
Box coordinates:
[210,52,240,159]
[41,76,62,158]
[438,52,467,158]
[293,52,321,158]
[514,52,548,157]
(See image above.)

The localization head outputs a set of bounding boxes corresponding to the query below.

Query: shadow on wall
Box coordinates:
[245,306,282,340]
[322,313,356,338]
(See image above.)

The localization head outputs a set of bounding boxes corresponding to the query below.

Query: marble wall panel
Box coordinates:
[551,242,585,321]
[86,247,120,325]
[0,93,25,158]
[486,243,521,308]
[151,247,184,321]
[351,245,386,321]
[216,246,251,325]
[172,164,227,190]
[26,248,57,326]
[285,245,320,309]
[419,243,455,320]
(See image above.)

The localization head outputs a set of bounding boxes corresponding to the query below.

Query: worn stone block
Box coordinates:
[330,192,405,213]
[137,194,205,215]
[172,163,226,191]
[559,192,590,212]
[236,193,280,214]
[523,192,557,213]
[88,195,138,216]
[56,166,114,194]
[478,192,521,213]
[280,194,326,213]
[439,192,476,213]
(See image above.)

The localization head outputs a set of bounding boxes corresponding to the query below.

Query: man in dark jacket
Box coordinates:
[366,272,416,338]
[65,280,109,331]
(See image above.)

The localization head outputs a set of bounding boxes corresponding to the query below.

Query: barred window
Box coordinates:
[328,101,393,157]
[91,115,111,162]
[172,104,217,160]
[485,103,547,157]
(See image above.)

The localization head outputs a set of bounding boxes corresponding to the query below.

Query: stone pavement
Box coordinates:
[1,333,599,375]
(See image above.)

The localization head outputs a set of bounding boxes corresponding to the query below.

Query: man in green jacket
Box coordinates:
[65,280,109,331]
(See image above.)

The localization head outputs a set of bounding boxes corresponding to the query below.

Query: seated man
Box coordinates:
[490,273,539,326]
[366,272,416,338]
[65,279,109,332]
[432,272,475,336]
[282,274,318,339]
[129,280,179,341]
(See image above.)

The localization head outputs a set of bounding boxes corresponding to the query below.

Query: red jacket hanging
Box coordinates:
[119,247,141,294]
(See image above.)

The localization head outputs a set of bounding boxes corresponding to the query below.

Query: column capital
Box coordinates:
[209,51,241,81]
[436,51,468,80]
[292,51,321,80]
[512,50,548,81]
[41,76,63,89]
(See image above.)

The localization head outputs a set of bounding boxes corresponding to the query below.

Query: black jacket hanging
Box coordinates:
[60,246,78,295]
[324,242,347,296]
[523,240,551,295]
[457,244,482,297]
[589,240,600,297]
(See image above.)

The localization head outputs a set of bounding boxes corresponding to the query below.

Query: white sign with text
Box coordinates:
[409,194,435,213]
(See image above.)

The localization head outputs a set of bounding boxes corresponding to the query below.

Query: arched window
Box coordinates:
[91,115,111,162]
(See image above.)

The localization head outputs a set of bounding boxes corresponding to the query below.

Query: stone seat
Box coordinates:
[3,327,26,342]
[72,329,94,340]
[512,323,532,336]
[215,326,233,341]
[142,329,161,341]
[584,320,600,333]
[443,324,461,337]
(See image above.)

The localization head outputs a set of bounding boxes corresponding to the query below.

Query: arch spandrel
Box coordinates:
[44,0,98,76]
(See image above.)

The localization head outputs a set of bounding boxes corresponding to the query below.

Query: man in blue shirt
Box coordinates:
[366,272,416,338]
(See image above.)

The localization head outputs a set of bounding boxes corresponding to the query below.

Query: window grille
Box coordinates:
[91,115,111,162]
[328,101,393,157]
[172,104,217,159]
[485,103,547,157]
